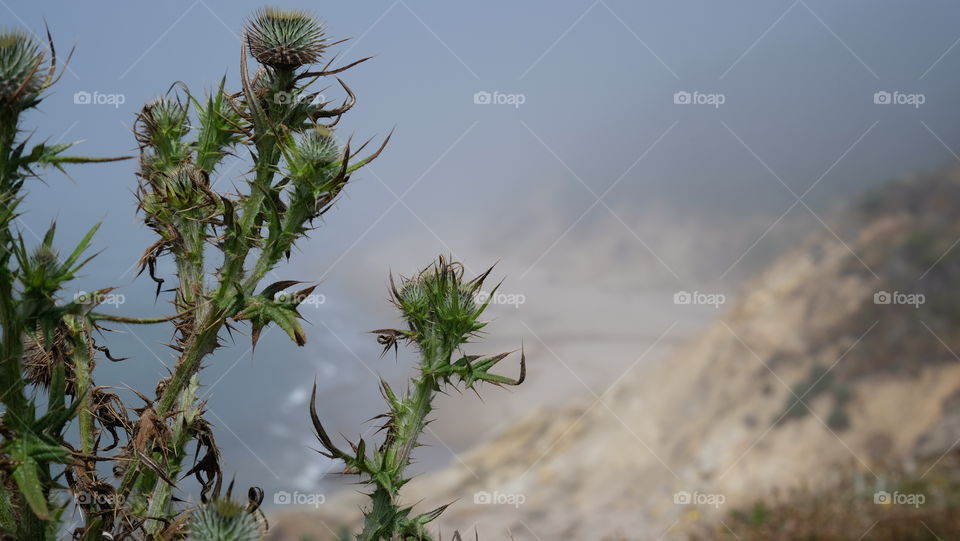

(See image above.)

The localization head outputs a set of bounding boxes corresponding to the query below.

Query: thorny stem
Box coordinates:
[67,316,95,455]
[0,109,27,421]
[121,89,288,510]
[362,315,475,539]
[319,258,527,540]
[145,376,200,535]
[116,313,223,501]
[0,265,26,417]
[0,106,47,537]
[88,312,182,324]
[389,367,440,490]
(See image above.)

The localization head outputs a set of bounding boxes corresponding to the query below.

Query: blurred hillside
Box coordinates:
[269,165,960,539]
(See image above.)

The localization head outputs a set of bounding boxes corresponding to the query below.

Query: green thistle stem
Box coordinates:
[145,376,200,535]
[388,371,437,491]
[67,317,95,455]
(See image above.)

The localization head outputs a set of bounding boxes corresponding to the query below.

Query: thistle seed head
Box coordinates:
[0,30,46,104]
[244,8,326,69]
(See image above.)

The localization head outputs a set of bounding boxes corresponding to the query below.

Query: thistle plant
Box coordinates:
[310,257,525,540]
[0,26,128,540]
[0,8,520,541]
[117,6,386,537]
[0,7,388,539]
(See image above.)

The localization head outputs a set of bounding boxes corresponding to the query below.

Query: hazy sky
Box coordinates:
[6,0,960,505]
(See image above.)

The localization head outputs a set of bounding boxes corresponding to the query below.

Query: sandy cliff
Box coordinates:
[269,166,960,540]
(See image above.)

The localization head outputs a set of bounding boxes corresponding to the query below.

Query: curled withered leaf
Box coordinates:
[94,343,128,362]
[310,77,355,119]
[371,328,406,358]
[247,486,264,513]
[135,244,166,299]
[22,321,74,391]
[90,387,130,452]
[131,406,173,461]
[182,417,222,503]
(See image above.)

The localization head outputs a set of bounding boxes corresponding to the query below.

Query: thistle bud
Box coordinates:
[244,8,326,69]
[188,498,263,541]
[297,130,340,166]
[393,258,486,343]
[286,130,341,187]
[30,245,58,270]
[0,30,46,105]
[136,97,189,146]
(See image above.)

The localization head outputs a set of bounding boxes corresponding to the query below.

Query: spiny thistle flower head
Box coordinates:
[136,96,189,146]
[149,165,207,210]
[286,128,341,184]
[188,498,262,541]
[30,244,58,270]
[0,29,47,104]
[297,130,340,165]
[244,8,326,69]
[392,257,491,345]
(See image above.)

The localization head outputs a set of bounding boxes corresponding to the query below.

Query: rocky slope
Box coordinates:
[268,166,960,540]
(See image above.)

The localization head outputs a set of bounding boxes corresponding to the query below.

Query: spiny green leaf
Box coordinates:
[60,222,101,271]
[10,455,49,520]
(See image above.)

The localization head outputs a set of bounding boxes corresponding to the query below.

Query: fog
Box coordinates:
[7,0,960,504]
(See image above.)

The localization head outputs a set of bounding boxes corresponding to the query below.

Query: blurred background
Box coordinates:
[8,1,960,538]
